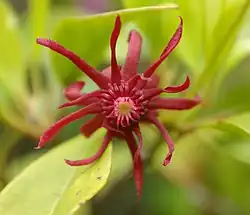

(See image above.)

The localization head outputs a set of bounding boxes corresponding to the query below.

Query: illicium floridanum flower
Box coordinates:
[36,15,200,198]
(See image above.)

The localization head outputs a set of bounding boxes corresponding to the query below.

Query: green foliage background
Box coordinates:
[0,0,250,214]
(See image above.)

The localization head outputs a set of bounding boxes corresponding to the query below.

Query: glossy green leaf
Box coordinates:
[224,39,250,74]
[0,129,112,215]
[122,0,166,7]
[218,112,250,136]
[196,0,250,91]
[123,0,250,94]
[0,2,28,128]
[27,0,50,61]
[49,4,177,84]
[0,1,25,94]
[185,51,250,124]
[4,151,44,182]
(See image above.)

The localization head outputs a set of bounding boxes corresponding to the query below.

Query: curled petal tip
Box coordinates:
[164,75,190,93]
[162,159,170,166]
[58,104,67,109]
[128,30,141,42]
[163,153,173,166]
[63,80,85,100]
[74,81,85,87]
[163,160,169,166]
[36,37,42,43]
[194,95,201,103]
[178,16,183,23]
[64,159,74,166]
[36,37,49,45]
[143,15,183,78]
[35,138,47,149]
[128,30,133,42]
[110,14,122,84]
[163,154,172,166]
[115,14,121,21]
[114,15,121,28]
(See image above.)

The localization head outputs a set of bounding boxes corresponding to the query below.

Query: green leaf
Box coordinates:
[0,181,4,192]
[0,1,25,94]
[121,1,180,57]
[225,39,250,71]
[4,151,45,182]
[0,127,21,179]
[0,129,112,215]
[218,112,250,136]
[197,0,250,92]
[153,125,250,214]
[169,0,207,73]
[122,0,166,7]
[185,52,250,124]
[27,0,50,62]
[49,4,177,84]
[122,0,250,93]
[122,0,220,73]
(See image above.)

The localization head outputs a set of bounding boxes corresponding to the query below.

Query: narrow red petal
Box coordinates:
[121,30,142,81]
[59,90,101,108]
[146,113,174,166]
[80,114,104,137]
[65,131,112,166]
[101,66,112,79]
[143,17,183,78]
[142,88,163,101]
[101,65,122,79]
[127,74,141,89]
[164,76,190,93]
[160,16,183,57]
[133,126,143,165]
[110,15,122,84]
[64,81,85,101]
[35,103,101,149]
[148,96,200,110]
[144,74,160,89]
[102,120,125,136]
[36,38,110,89]
[125,131,143,199]
[127,74,150,91]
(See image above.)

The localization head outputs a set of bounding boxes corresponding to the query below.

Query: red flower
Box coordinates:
[36,15,200,198]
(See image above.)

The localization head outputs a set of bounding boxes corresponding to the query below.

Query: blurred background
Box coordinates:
[0,0,250,215]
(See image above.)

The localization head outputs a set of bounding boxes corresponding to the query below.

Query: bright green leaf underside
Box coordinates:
[0,129,112,215]
[0,1,25,94]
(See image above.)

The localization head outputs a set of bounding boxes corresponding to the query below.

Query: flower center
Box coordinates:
[100,83,147,128]
[115,97,134,116]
